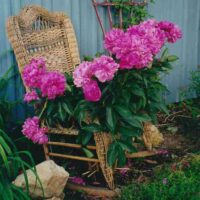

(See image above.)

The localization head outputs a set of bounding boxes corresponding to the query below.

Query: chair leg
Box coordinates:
[43,144,50,160]
[94,133,115,190]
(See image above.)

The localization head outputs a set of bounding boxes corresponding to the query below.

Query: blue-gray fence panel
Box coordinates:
[0,0,199,119]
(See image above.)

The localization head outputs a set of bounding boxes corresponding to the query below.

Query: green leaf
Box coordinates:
[82,148,94,158]
[58,102,65,122]
[62,101,73,115]
[160,104,169,115]
[117,145,126,167]
[0,114,4,130]
[114,105,133,119]
[115,105,142,128]
[0,144,10,177]
[143,77,148,88]
[77,111,86,125]
[167,55,179,62]
[0,136,12,155]
[119,140,137,153]
[160,48,169,61]
[47,102,54,116]
[107,142,118,166]
[134,114,152,122]
[12,185,30,199]
[132,87,145,98]
[81,132,93,146]
[82,123,102,133]
[132,73,143,80]
[106,107,117,133]
[119,126,142,137]
[151,102,169,115]
[73,100,89,117]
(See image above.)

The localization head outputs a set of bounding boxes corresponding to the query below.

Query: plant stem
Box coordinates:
[39,100,48,119]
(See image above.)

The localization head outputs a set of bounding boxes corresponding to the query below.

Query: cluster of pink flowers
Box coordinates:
[24,90,39,103]
[104,19,182,69]
[22,58,46,88]
[158,21,182,43]
[22,58,66,101]
[22,58,67,144]
[22,117,48,144]
[73,55,119,102]
[40,72,66,100]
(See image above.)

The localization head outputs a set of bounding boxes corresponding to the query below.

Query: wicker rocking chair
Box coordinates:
[6,5,115,195]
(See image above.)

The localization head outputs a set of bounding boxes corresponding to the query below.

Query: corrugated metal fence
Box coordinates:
[0,0,199,118]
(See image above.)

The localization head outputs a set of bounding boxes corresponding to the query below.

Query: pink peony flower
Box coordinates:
[73,61,93,88]
[118,34,153,69]
[104,28,125,54]
[22,116,48,144]
[31,129,48,144]
[22,58,46,88]
[104,27,154,69]
[128,19,166,55]
[92,55,119,82]
[22,116,39,139]
[158,21,182,43]
[24,90,39,103]
[69,177,86,185]
[40,72,66,100]
[83,80,101,102]
[73,57,118,101]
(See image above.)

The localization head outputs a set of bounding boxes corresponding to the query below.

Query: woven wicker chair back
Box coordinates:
[7,5,80,76]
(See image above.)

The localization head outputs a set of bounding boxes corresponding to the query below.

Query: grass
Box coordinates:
[119,154,200,200]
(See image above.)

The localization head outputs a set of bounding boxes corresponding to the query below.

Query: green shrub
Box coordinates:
[119,155,200,200]
[0,67,16,130]
[0,66,43,199]
[190,69,200,97]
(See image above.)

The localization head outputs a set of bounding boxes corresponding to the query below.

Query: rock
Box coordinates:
[46,193,65,200]
[46,197,62,200]
[13,160,69,199]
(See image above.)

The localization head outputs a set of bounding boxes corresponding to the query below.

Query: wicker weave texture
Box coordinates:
[6,5,80,75]
[94,133,114,190]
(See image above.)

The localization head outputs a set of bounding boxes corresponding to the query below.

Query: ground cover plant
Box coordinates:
[119,154,200,200]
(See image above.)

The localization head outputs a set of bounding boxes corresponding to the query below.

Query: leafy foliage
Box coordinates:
[0,67,16,130]
[189,69,200,97]
[73,50,176,166]
[110,0,155,28]
[0,128,43,200]
[119,155,200,200]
